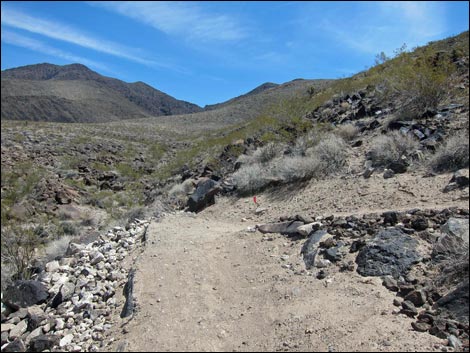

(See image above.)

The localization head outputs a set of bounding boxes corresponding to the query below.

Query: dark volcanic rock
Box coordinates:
[3,280,49,310]
[187,179,221,213]
[28,334,60,352]
[2,338,26,352]
[121,269,136,319]
[405,289,427,307]
[435,278,469,325]
[411,217,429,231]
[356,228,422,278]
[383,211,399,225]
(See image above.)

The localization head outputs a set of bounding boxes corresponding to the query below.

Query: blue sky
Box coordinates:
[1,1,469,107]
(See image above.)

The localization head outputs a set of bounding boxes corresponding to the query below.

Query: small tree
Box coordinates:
[1,225,39,280]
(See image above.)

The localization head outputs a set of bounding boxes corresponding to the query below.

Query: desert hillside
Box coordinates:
[1,63,202,123]
[1,31,469,352]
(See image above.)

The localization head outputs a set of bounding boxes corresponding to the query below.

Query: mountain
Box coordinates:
[1,63,202,123]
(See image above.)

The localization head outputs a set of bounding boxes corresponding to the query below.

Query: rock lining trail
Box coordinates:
[104,170,468,352]
[108,216,442,352]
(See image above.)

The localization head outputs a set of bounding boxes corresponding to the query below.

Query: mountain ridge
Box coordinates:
[1,63,203,123]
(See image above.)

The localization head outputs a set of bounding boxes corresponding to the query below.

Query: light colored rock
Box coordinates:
[441,218,469,244]
[25,327,43,344]
[55,318,65,330]
[1,323,15,332]
[9,319,28,339]
[297,222,323,237]
[315,258,332,268]
[60,333,74,347]
[46,260,60,272]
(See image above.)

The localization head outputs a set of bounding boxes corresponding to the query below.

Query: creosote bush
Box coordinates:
[1,225,40,280]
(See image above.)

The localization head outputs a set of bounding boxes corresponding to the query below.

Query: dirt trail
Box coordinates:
[107,172,468,352]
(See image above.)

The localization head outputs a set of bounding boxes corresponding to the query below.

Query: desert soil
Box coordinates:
[106,171,468,352]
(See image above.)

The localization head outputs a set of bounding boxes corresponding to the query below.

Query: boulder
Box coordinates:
[257,221,304,237]
[187,179,221,213]
[434,278,469,325]
[441,218,469,244]
[3,281,49,310]
[301,230,330,269]
[28,334,60,352]
[451,169,469,187]
[356,228,421,278]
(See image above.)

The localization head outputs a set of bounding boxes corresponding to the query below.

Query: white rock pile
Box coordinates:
[1,218,150,352]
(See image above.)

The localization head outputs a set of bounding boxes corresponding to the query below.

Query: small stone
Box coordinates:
[405,290,427,307]
[393,298,402,307]
[2,338,26,352]
[383,169,395,179]
[447,335,462,349]
[411,321,431,332]
[382,276,399,292]
[9,319,28,339]
[45,261,60,273]
[60,333,74,347]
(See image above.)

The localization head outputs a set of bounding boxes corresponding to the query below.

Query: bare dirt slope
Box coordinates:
[107,171,468,352]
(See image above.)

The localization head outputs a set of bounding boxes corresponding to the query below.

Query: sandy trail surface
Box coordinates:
[107,171,468,352]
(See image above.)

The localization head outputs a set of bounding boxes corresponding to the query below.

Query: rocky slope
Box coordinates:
[1,63,202,123]
[1,31,469,352]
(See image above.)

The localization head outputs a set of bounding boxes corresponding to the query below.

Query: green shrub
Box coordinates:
[1,225,39,280]
[382,48,453,118]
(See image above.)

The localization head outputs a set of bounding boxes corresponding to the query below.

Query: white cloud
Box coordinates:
[311,2,447,57]
[90,1,246,42]
[1,30,110,72]
[0,4,184,71]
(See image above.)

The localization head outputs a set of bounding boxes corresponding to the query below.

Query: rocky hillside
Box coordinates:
[1,31,469,352]
[1,63,202,123]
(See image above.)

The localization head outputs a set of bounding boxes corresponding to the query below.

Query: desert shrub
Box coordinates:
[291,128,326,156]
[308,133,349,175]
[59,221,78,236]
[382,48,453,118]
[237,142,284,166]
[335,124,359,141]
[1,225,39,280]
[232,163,272,195]
[42,235,74,263]
[368,131,420,167]
[272,156,321,183]
[168,178,195,198]
[125,207,147,224]
[253,142,284,164]
[428,131,469,172]
[167,179,196,208]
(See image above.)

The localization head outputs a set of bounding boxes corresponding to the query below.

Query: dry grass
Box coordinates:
[335,124,360,141]
[368,131,420,167]
[428,131,469,172]
[233,133,348,195]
